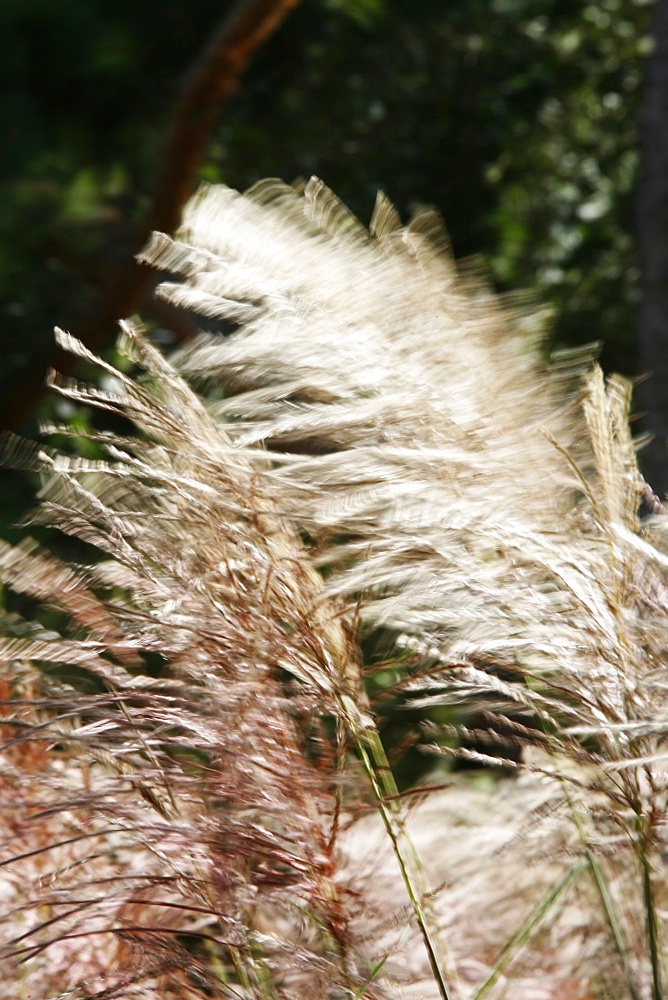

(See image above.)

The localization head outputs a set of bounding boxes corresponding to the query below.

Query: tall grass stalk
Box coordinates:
[1,177,667,998]
[354,727,457,1000]
[470,857,588,1000]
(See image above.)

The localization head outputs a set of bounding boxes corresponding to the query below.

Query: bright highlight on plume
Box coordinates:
[0,178,666,1000]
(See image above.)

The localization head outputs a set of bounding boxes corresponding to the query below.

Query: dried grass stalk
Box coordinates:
[1,178,666,999]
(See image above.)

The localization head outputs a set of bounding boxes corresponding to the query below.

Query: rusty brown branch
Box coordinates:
[2,0,302,431]
[143,0,303,244]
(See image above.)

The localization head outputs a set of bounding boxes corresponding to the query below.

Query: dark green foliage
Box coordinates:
[0,0,652,433]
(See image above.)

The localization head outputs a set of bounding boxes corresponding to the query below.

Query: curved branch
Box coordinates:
[143,0,302,242]
[2,0,302,430]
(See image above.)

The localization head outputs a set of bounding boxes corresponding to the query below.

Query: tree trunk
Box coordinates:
[637,0,668,498]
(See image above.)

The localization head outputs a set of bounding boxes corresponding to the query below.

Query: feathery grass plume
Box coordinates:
[0,322,428,998]
[142,178,592,653]
[139,178,668,997]
[1,177,666,998]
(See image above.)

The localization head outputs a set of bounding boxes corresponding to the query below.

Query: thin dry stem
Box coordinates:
[2,178,667,999]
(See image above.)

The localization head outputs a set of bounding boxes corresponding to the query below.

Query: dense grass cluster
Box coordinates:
[0,180,666,999]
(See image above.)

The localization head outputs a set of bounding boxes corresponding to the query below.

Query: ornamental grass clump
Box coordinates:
[0,178,666,999]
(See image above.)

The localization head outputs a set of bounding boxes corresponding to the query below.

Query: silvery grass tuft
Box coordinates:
[0,177,666,999]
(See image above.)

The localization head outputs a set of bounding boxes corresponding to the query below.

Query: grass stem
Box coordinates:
[354,726,458,1000]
